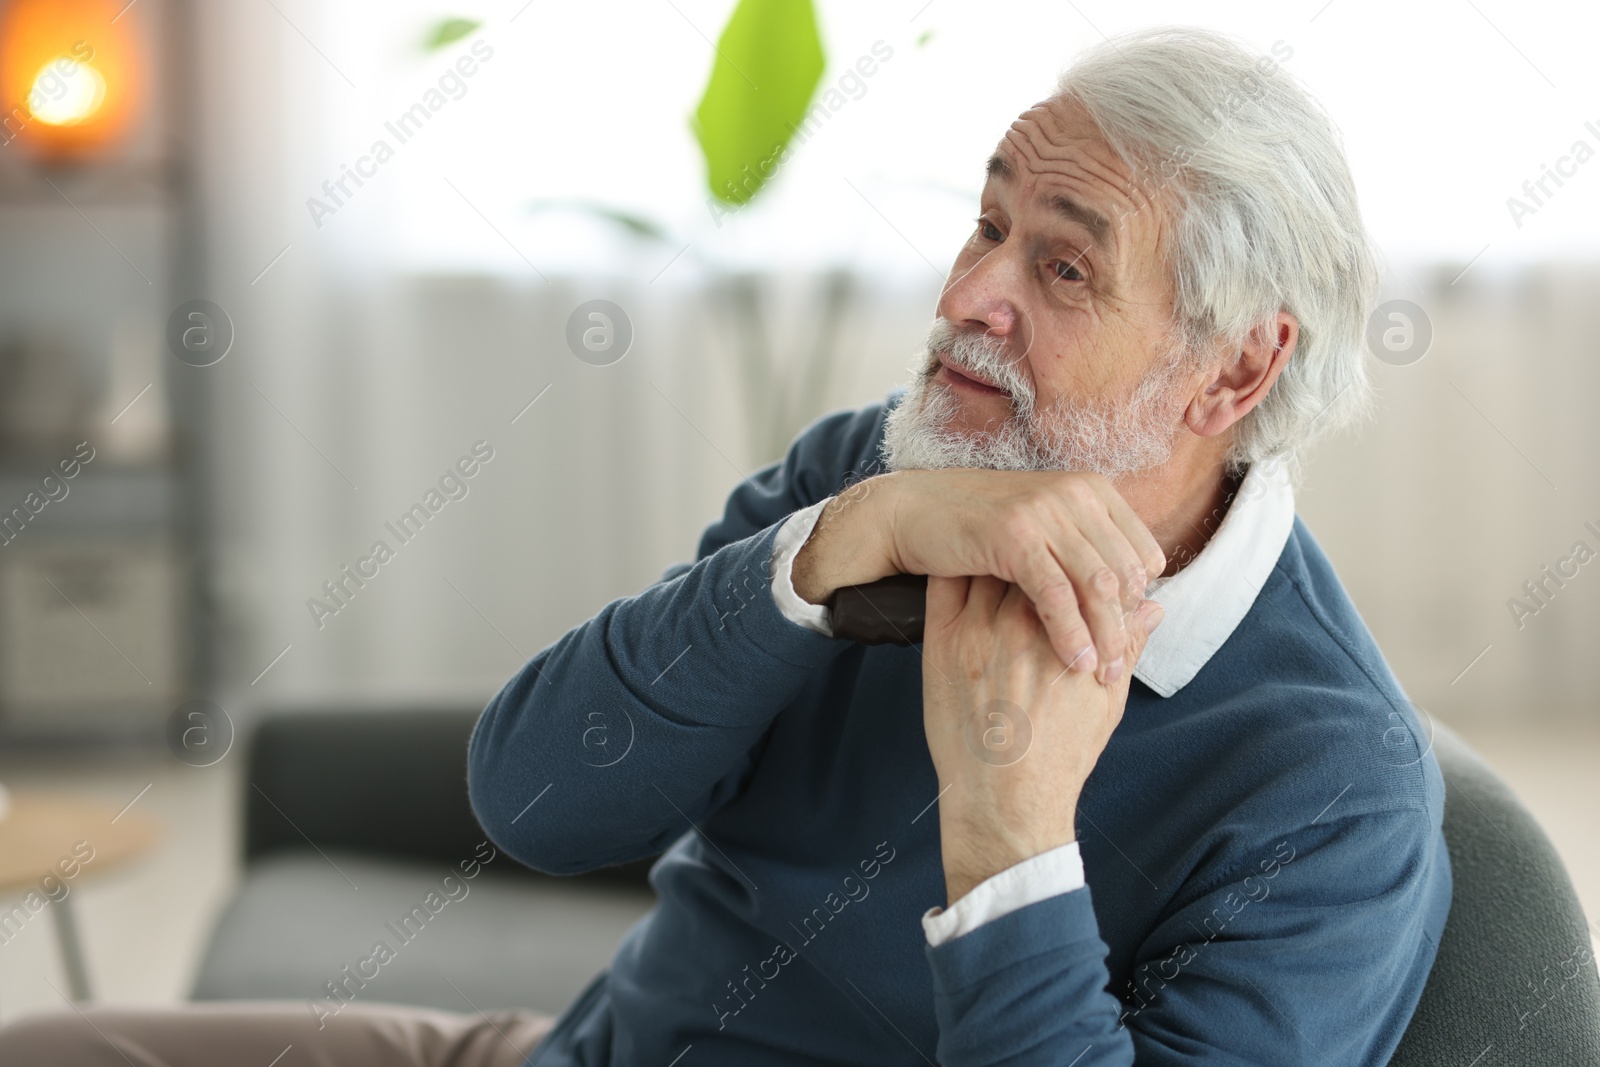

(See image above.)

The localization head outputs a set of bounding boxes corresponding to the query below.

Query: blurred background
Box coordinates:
[0,0,1595,1029]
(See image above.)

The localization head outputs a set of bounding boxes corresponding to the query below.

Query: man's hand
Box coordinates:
[920,574,1162,904]
[791,469,1165,682]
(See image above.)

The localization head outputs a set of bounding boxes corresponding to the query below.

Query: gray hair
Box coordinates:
[1053,26,1378,471]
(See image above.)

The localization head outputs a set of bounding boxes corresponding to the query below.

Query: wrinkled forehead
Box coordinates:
[1010,96,1114,155]
[992,97,1145,208]
[988,96,1170,265]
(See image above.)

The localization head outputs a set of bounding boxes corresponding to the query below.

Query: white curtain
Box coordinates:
[189,1,1600,726]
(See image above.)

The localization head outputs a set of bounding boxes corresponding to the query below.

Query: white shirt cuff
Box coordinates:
[921,841,1086,946]
[769,499,834,637]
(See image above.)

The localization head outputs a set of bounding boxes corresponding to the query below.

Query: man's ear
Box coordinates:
[1185,311,1298,440]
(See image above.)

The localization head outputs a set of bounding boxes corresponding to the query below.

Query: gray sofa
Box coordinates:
[192,708,1600,1064]
[190,709,656,1017]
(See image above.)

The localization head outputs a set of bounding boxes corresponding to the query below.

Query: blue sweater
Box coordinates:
[467,397,1451,1066]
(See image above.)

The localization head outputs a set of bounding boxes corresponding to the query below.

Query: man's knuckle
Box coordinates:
[998,508,1036,546]
[1088,567,1121,596]
[1058,620,1093,655]
[1037,580,1076,610]
[1068,470,1105,494]
[1054,477,1091,506]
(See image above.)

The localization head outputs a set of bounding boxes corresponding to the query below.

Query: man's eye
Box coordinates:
[975,217,1002,241]
[1052,258,1085,283]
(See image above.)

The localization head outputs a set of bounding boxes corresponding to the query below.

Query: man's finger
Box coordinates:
[1065,502,1155,616]
[964,574,1010,622]
[1011,544,1098,675]
[1119,598,1165,678]
[1043,534,1128,685]
[1019,525,1125,675]
[925,575,973,630]
[1096,482,1167,583]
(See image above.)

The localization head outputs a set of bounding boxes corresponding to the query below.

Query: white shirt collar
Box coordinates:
[1134,460,1295,698]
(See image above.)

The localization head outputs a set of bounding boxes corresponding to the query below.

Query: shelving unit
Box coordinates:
[0,0,206,744]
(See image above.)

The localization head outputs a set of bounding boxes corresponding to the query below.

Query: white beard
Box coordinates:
[882,317,1194,476]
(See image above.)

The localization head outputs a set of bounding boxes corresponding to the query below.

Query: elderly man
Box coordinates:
[0,24,1447,1067]
[466,23,1449,1067]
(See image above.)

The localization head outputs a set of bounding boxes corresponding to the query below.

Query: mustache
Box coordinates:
[892,316,1192,477]
[921,318,1034,411]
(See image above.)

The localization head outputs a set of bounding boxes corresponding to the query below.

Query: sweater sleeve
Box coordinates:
[466,403,888,875]
[925,805,1449,1066]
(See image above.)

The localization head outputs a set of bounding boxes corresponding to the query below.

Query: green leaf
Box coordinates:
[693,0,825,207]
[422,17,481,52]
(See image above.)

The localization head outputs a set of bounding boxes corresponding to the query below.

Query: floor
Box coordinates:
[0,717,1596,1025]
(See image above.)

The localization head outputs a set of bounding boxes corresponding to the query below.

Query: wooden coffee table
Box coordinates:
[0,789,160,1003]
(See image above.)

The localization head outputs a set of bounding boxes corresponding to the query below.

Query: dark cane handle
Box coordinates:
[827,573,929,645]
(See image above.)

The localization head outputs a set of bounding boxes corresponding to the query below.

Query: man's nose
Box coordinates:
[938,256,1025,346]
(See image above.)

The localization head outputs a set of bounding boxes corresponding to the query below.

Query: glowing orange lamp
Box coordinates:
[0,0,141,162]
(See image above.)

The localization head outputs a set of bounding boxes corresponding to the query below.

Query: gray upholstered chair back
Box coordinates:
[1388,721,1600,1065]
